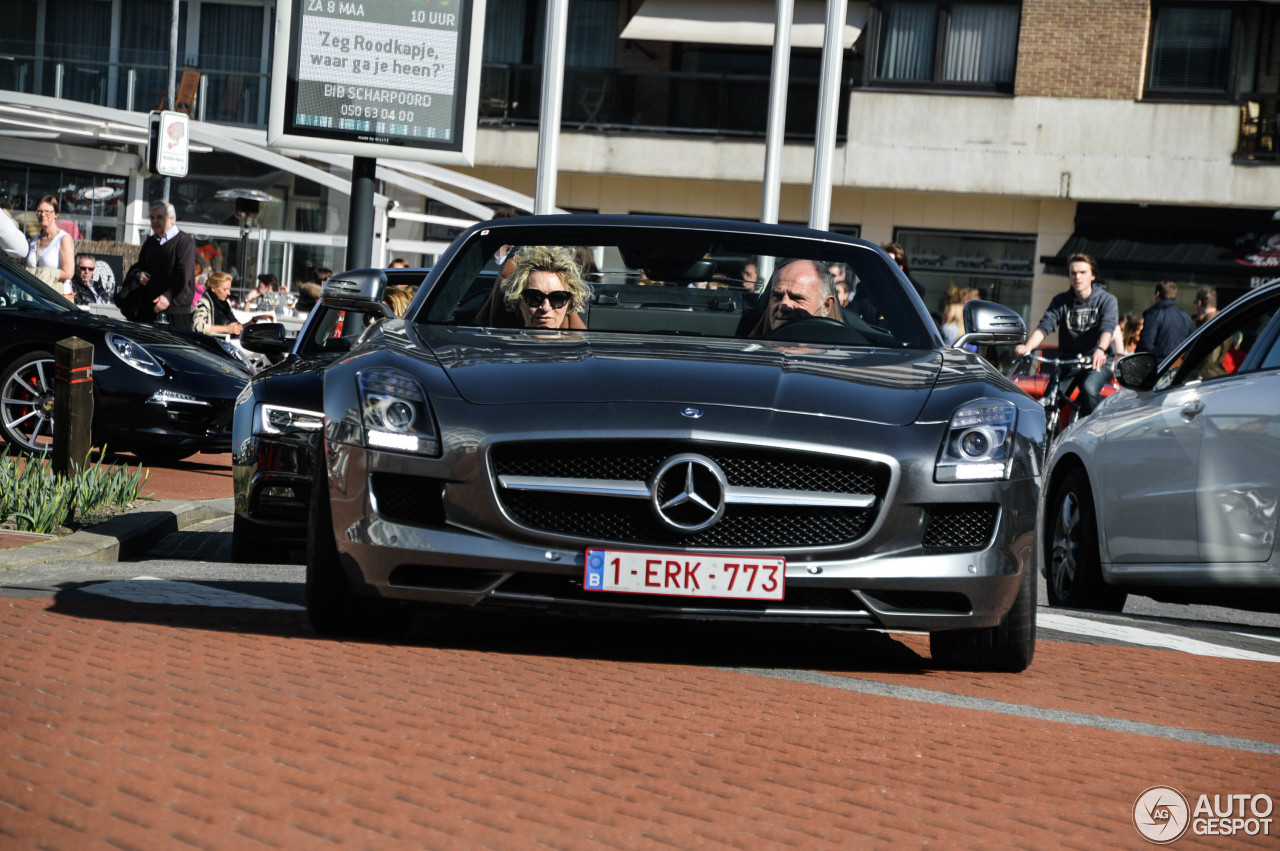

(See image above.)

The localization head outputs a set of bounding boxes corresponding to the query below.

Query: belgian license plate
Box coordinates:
[584,548,785,601]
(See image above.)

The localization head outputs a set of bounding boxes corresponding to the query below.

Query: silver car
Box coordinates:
[1043,280,1280,611]
[307,216,1045,670]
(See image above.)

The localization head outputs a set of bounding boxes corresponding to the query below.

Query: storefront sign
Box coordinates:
[148,111,190,178]
[268,0,485,166]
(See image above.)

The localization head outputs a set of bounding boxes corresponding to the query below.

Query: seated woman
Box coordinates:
[475,246,590,329]
[193,271,244,336]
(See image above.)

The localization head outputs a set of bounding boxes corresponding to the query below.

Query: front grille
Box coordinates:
[492,441,887,549]
[494,572,864,614]
[372,473,448,526]
[921,505,999,552]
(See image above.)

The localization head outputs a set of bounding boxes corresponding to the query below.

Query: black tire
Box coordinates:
[305,464,413,638]
[232,513,292,564]
[0,351,56,454]
[1046,468,1126,612]
[929,565,1037,672]
[130,449,197,466]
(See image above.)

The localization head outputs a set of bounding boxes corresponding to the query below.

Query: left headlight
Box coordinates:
[106,332,164,376]
[255,404,324,436]
[357,367,439,456]
[935,399,1017,482]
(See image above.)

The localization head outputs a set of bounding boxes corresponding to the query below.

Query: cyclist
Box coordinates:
[1014,253,1119,418]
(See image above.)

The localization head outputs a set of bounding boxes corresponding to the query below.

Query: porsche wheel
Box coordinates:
[0,351,56,454]
[1046,468,1126,611]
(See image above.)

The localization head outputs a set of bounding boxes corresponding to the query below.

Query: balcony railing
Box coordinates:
[1236,93,1279,164]
[0,52,269,127]
[0,51,849,141]
[479,63,851,141]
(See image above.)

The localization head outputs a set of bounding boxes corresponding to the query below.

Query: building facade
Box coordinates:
[1,0,1277,321]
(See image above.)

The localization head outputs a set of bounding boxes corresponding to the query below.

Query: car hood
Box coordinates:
[419,327,943,426]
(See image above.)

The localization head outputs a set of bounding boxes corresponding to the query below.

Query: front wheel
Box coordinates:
[306,464,413,638]
[929,566,1037,672]
[0,351,56,453]
[1046,468,1126,611]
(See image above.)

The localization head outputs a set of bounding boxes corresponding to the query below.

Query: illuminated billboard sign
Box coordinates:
[268,0,484,165]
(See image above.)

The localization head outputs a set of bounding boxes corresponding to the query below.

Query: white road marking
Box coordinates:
[1233,631,1280,643]
[1039,612,1280,663]
[80,576,304,611]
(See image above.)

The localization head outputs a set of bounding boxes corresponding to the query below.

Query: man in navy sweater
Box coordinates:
[135,201,195,329]
[1137,280,1195,364]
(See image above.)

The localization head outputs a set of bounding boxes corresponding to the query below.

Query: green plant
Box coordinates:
[0,447,149,534]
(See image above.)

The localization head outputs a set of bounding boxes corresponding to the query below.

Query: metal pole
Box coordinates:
[808,0,847,231]
[533,0,569,215]
[163,0,179,202]
[346,156,377,269]
[761,0,794,226]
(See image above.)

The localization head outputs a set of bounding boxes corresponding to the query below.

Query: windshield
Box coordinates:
[419,222,936,349]
[0,254,75,312]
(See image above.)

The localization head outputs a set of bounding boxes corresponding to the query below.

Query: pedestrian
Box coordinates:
[1194,287,1218,326]
[880,242,927,299]
[131,200,196,328]
[70,253,109,304]
[1014,253,1119,418]
[27,195,74,298]
[389,258,409,268]
[1137,281,1195,363]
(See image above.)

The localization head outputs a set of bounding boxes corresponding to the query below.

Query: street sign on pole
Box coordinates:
[147,110,190,178]
[267,0,486,167]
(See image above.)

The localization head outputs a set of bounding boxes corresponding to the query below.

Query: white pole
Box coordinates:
[761,0,794,226]
[808,0,846,231]
[534,0,570,215]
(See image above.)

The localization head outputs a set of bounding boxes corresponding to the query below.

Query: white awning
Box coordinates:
[620,0,870,49]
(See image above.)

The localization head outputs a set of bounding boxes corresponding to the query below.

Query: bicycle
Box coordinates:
[1018,352,1091,459]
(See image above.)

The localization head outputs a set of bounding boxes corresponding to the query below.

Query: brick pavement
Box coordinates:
[1,587,1277,849]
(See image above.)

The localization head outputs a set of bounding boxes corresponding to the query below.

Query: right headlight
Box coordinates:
[254,403,324,436]
[935,399,1017,482]
[106,332,164,376]
[356,368,439,456]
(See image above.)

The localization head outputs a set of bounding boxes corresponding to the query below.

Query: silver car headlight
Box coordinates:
[217,339,256,374]
[255,404,324,436]
[106,332,164,376]
[357,368,439,455]
[936,399,1017,482]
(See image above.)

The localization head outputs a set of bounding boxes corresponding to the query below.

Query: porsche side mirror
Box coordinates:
[954,300,1026,348]
[240,322,292,354]
[1114,352,1159,391]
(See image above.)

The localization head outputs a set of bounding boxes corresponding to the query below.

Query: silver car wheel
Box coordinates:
[0,354,56,453]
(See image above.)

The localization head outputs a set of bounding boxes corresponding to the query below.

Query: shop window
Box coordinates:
[868,1,1020,93]
[893,227,1035,322]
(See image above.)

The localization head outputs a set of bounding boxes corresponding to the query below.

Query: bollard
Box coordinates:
[53,337,94,477]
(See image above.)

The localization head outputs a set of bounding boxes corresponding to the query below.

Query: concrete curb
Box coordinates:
[0,498,234,571]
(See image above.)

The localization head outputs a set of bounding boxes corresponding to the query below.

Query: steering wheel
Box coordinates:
[763,315,868,346]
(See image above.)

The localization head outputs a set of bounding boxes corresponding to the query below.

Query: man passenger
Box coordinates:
[764,259,839,333]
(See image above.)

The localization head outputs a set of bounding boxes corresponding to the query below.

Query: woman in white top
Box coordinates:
[27,195,74,298]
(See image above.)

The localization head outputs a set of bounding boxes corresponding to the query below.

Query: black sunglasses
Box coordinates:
[521,289,571,310]
[78,265,95,271]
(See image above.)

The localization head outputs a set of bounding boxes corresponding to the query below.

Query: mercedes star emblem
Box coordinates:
[681,407,704,419]
[650,453,727,533]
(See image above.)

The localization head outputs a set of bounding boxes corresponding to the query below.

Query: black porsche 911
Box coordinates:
[0,253,252,464]
[296,216,1044,671]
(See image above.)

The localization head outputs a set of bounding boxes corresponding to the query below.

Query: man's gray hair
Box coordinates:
[149,200,177,219]
[768,258,837,302]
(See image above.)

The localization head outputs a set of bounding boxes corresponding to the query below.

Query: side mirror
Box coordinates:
[1114,352,1159,391]
[240,322,292,355]
[954,300,1026,348]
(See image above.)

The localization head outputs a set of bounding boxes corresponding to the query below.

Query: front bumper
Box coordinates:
[323,437,1039,632]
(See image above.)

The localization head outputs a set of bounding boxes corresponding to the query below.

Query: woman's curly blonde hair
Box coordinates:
[500,245,590,315]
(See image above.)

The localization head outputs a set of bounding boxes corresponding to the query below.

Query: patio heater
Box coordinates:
[213,188,279,286]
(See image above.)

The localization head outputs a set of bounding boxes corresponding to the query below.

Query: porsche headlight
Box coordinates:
[936,399,1017,482]
[255,404,324,436]
[357,368,438,455]
[106,332,164,376]
[218,339,256,374]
